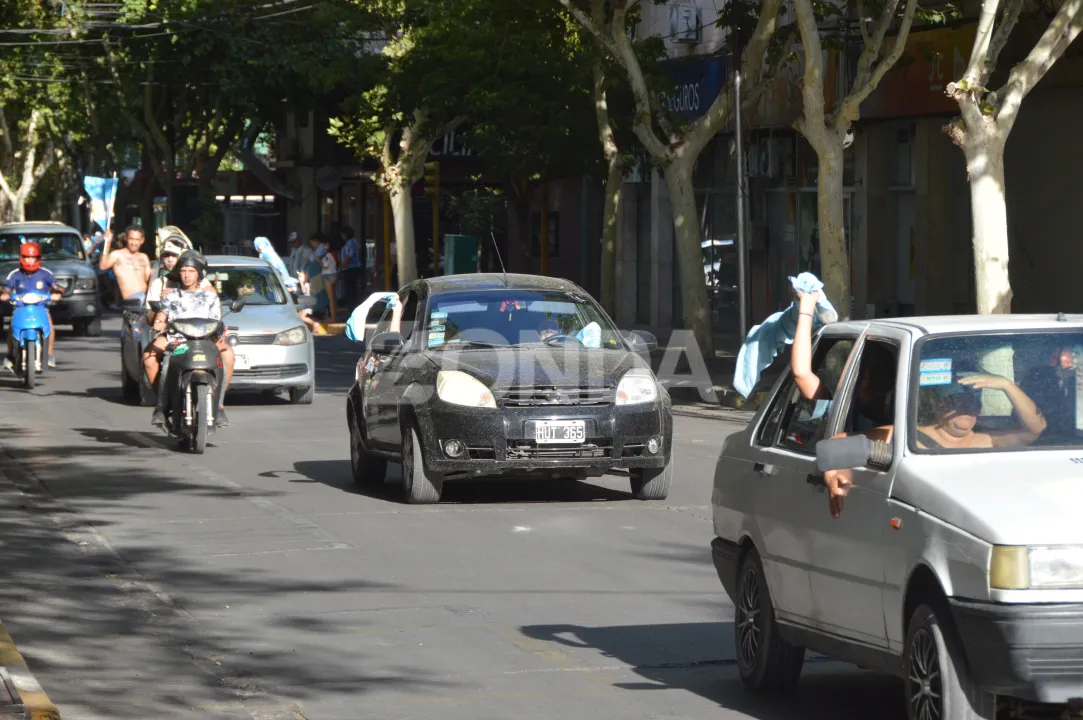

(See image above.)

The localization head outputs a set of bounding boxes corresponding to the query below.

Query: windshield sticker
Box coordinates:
[430,310,448,320]
[428,331,446,347]
[919,358,952,386]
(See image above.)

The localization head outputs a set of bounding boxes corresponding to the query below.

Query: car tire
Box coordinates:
[905,604,996,720]
[290,385,314,405]
[630,453,673,500]
[735,547,805,692]
[348,406,386,486]
[122,365,141,405]
[402,425,442,504]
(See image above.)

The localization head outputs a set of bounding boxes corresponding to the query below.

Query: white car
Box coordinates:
[711,315,1083,719]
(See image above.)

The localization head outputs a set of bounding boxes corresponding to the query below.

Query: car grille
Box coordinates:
[500,385,613,407]
[237,334,276,345]
[506,439,613,460]
[233,363,308,379]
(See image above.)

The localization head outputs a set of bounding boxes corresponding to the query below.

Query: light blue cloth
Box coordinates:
[254,237,299,292]
[345,292,398,343]
[576,322,601,349]
[733,272,838,398]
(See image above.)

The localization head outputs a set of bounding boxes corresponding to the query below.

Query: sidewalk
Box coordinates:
[0,620,58,719]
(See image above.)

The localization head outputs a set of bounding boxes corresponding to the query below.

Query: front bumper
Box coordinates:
[413,399,671,480]
[0,292,99,322]
[950,599,1083,703]
[226,339,314,391]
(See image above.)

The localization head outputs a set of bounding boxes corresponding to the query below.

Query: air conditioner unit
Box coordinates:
[670,4,701,43]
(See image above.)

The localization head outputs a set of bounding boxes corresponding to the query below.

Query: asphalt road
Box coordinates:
[0,317,906,720]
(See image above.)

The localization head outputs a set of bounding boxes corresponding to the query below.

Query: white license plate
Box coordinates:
[534,420,586,444]
[234,353,250,370]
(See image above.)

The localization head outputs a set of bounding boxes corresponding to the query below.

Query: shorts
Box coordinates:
[125,291,147,303]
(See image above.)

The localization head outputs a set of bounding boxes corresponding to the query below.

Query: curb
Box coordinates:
[0,620,59,719]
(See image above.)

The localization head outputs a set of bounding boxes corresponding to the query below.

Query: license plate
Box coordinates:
[534,420,586,444]
[234,353,250,370]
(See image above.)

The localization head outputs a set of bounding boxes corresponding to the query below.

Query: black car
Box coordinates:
[346,273,673,504]
[0,222,102,337]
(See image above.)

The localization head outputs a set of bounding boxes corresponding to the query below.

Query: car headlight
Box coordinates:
[274,326,308,346]
[616,368,659,406]
[990,545,1083,589]
[75,277,96,290]
[436,370,495,409]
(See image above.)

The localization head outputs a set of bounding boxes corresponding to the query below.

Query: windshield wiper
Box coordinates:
[437,340,504,349]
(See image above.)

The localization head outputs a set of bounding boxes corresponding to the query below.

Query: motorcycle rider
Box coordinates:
[145,251,228,428]
[143,239,235,426]
[2,242,64,371]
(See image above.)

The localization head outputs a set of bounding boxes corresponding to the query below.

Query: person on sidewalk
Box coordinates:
[339,226,365,313]
[287,232,313,280]
[317,235,339,322]
[2,242,64,371]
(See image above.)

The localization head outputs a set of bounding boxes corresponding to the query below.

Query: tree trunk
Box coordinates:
[599,157,623,316]
[10,197,26,223]
[662,160,714,356]
[815,142,849,318]
[390,183,418,284]
[964,130,1012,314]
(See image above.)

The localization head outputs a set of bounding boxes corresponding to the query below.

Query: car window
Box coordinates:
[373,302,396,337]
[842,339,900,435]
[209,266,286,304]
[756,377,794,447]
[399,291,420,343]
[775,337,856,454]
[0,232,86,262]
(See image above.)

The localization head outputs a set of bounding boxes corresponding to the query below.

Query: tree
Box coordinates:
[944,0,1083,313]
[560,0,790,355]
[792,0,919,317]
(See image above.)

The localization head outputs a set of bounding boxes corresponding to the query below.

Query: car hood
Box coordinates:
[892,452,1083,545]
[0,258,94,278]
[425,347,651,389]
[224,303,305,333]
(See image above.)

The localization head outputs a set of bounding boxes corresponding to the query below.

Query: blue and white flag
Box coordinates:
[83,176,118,232]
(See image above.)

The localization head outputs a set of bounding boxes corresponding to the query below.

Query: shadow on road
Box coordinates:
[520,622,906,720]
[288,458,634,505]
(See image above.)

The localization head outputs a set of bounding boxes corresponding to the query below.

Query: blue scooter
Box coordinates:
[8,291,50,389]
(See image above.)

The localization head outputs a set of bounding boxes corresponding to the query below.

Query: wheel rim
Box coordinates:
[737,565,763,669]
[908,627,942,720]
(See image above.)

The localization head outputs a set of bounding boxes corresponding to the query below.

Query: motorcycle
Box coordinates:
[7,292,51,389]
[119,298,157,405]
[150,297,245,453]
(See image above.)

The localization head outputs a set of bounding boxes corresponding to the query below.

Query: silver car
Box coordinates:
[120,255,316,405]
[710,315,1083,719]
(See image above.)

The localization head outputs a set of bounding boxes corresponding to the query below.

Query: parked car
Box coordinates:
[0,221,102,337]
[120,255,316,405]
[346,273,672,504]
[710,314,1083,719]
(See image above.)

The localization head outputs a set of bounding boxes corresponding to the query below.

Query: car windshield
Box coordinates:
[208,265,286,305]
[0,232,86,262]
[911,330,1083,453]
[425,289,624,350]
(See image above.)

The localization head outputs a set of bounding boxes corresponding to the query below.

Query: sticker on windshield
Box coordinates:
[919,358,952,386]
[428,331,446,347]
[430,311,448,320]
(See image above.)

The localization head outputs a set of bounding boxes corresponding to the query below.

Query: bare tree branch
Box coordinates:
[836,0,919,123]
[985,0,1025,85]
[962,0,1002,87]
[856,0,871,46]
[996,0,1083,133]
[592,62,620,163]
[558,0,622,59]
[608,1,669,159]
[792,0,828,145]
[740,23,799,117]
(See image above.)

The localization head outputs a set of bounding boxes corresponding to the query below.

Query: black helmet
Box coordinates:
[170,250,207,283]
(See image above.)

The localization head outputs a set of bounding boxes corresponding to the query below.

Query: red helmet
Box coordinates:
[19,242,41,273]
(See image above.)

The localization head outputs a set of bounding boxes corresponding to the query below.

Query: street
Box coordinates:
[0,319,905,720]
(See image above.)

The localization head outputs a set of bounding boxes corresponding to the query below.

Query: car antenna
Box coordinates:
[490,231,508,288]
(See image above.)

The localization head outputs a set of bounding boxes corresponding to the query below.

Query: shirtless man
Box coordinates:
[99,226,153,302]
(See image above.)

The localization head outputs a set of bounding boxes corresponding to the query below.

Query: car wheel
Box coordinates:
[630,453,673,500]
[122,364,141,405]
[905,604,996,720]
[348,406,386,486]
[401,425,442,504]
[735,547,805,692]
[290,385,314,405]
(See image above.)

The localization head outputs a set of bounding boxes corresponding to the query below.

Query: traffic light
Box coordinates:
[422,161,440,199]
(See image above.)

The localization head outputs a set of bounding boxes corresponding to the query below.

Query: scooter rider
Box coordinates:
[146,251,228,428]
[144,241,235,426]
[2,242,64,371]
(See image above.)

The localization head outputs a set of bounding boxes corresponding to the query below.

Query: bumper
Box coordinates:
[413,399,671,480]
[227,340,314,391]
[1,292,99,322]
[711,537,741,603]
[950,599,1083,703]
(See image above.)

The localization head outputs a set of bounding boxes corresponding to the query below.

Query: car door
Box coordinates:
[361,300,399,447]
[746,329,861,625]
[803,329,909,648]
[369,289,422,447]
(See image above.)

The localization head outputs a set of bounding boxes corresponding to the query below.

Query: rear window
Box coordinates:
[0,232,86,262]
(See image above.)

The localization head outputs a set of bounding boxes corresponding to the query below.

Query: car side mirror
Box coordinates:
[148,300,162,313]
[816,435,894,472]
[627,330,658,353]
[230,297,246,313]
[369,331,404,355]
[295,295,316,311]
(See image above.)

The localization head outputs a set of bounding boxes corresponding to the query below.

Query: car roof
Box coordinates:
[203,254,272,268]
[0,221,82,235]
[830,314,1083,337]
[420,273,584,294]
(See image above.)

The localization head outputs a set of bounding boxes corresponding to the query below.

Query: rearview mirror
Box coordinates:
[369,331,404,355]
[816,435,894,472]
[230,297,246,313]
[627,330,658,353]
[295,294,316,311]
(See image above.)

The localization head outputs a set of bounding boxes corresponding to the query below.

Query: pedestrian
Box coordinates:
[318,234,339,322]
[339,226,364,313]
[287,231,312,280]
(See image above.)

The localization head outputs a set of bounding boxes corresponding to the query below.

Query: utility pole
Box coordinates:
[423,162,440,274]
[734,59,749,340]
